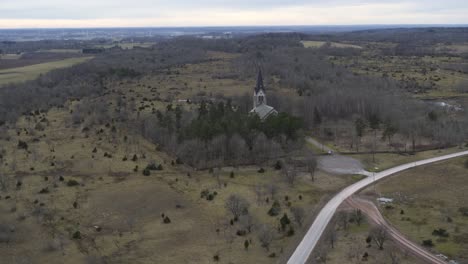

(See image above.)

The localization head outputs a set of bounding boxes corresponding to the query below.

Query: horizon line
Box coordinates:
[1,24,468,30]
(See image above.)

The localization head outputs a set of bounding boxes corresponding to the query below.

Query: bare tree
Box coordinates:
[370,226,388,250]
[225,194,249,220]
[239,214,256,233]
[308,157,318,182]
[265,184,278,199]
[291,207,305,227]
[353,209,364,226]
[337,211,350,231]
[258,224,275,251]
[282,163,298,186]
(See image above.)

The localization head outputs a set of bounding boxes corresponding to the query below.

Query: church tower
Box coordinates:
[250,70,277,120]
[253,70,267,108]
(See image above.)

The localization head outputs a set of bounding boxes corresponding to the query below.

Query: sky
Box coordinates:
[0,0,467,28]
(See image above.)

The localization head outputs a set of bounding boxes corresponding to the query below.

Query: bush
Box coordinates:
[38,187,49,194]
[274,160,282,170]
[268,200,281,216]
[163,216,171,224]
[17,140,28,150]
[422,239,434,247]
[142,168,151,176]
[459,207,468,216]
[280,213,291,230]
[258,168,265,173]
[67,180,79,187]
[432,228,449,237]
[72,231,81,239]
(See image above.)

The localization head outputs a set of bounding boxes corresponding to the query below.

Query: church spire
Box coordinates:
[255,69,265,94]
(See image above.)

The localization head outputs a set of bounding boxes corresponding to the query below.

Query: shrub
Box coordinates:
[142,168,151,176]
[17,140,28,150]
[268,200,281,216]
[236,230,247,236]
[72,231,81,239]
[39,187,49,194]
[213,255,219,262]
[432,228,449,237]
[132,154,138,162]
[280,213,291,230]
[163,216,171,224]
[258,168,265,173]
[422,239,434,247]
[230,171,235,178]
[287,226,295,237]
[67,180,79,187]
[274,161,282,170]
[459,207,468,216]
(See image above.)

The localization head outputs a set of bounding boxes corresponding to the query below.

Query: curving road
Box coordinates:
[287,150,468,264]
[346,197,446,264]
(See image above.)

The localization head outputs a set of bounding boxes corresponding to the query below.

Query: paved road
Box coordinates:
[306,137,371,176]
[346,197,447,264]
[287,150,468,264]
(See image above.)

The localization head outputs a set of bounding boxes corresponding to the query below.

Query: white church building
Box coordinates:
[250,70,278,120]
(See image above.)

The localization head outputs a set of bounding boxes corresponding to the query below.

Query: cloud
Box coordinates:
[0,0,467,28]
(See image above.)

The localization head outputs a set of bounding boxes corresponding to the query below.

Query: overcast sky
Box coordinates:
[0,0,467,28]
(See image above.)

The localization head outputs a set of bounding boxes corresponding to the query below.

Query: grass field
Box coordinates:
[302,40,363,49]
[37,49,83,53]
[0,51,362,263]
[0,56,93,86]
[0,53,22,60]
[365,158,468,261]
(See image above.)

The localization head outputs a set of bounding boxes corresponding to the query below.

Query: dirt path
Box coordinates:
[345,197,446,264]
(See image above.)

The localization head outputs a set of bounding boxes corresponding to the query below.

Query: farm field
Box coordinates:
[0,56,93,86]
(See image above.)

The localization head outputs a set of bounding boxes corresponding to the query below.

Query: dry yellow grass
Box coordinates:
[0,56,93,86]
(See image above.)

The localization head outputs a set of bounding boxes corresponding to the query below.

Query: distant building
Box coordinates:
[250,70,277,120]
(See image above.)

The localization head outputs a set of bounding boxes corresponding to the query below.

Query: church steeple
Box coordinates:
[255,70,265,94]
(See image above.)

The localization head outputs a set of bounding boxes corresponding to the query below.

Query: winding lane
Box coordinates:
[287,150,468,264]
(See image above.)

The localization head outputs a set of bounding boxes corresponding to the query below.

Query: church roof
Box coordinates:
[254,70,265,94]
[251,103,278,120]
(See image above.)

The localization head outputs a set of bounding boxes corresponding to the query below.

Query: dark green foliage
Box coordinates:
[230,171,235,178]
[67,180,79,187]
[163,216,171,224]
[422,239,434,247]
[38,187,49,194]
[432,228,449,237]
[183,101,302,142]
[268,200,281,216]
[142,168,151,176]
[72,231,81,239]
[92,147,97,153]
[244,240,250,250]
[258,168,265,173]
[287,226,295,237]
[274,161,282,170]
[132,154,138,162]
[17,140,28,150]
[280,213,291,231]
[213,254,219,262]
